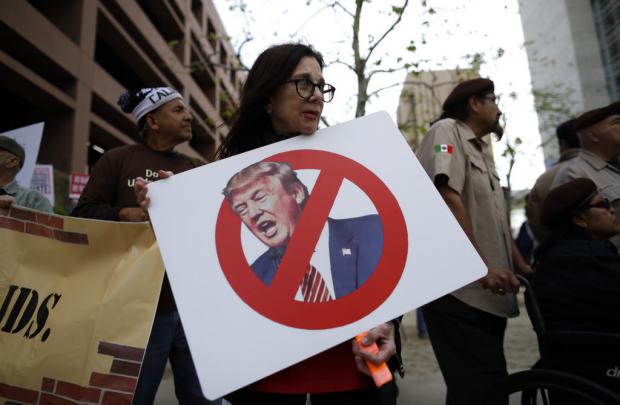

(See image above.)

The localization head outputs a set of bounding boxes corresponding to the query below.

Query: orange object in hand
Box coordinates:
[355,332,393,387]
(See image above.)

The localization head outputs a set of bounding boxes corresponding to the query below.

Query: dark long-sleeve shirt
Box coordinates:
[533,234,620,334]
[72,143,203,312]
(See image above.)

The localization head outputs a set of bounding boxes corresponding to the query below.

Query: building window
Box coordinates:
[592,0,620,101]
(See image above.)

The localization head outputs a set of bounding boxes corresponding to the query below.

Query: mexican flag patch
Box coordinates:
[434,144,454,154]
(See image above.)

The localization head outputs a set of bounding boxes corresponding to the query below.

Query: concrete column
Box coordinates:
[69,0,99,173]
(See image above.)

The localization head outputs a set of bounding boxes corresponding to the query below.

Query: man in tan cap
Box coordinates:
[417,78,531,404]
[551,101,620,249]
[525,119,580,244]
[0,135,52,213]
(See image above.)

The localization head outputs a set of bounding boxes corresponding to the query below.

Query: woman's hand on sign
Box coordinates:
[352,322,396,376]
[135,170,173,210]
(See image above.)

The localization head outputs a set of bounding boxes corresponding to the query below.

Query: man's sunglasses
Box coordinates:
[587,198,611,210]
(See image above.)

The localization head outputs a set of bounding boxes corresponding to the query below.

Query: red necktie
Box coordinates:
[300,265,333,302]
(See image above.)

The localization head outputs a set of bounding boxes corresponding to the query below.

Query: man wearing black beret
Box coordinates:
[417,78,532,404]
[0,135,52,213]
[551,101,620,250]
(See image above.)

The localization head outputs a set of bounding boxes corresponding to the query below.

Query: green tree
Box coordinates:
[224,0,427,119]
[328,0,412,117]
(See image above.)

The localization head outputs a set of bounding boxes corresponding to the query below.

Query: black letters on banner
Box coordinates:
[0,285,62,342]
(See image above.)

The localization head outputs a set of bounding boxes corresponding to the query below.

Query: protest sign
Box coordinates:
[0,207,163,404]
[1,122,44,188]
[147,111,486,399]
[69,173,90,200]
[31,164,54,206]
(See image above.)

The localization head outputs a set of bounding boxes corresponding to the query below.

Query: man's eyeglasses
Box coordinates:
[285,78,336,102]
[480,94,500,106]
[587,198,612,210]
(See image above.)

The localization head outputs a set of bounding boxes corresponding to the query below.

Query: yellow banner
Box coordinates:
[0,206,164,404]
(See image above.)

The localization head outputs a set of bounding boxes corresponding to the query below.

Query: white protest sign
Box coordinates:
[31,164,54,206]
[147,112,486,399]
[1,122,45,188]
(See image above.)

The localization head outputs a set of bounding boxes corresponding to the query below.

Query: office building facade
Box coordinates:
[519,0,618,167]
[0,0,242,210]
[397,68,477,150]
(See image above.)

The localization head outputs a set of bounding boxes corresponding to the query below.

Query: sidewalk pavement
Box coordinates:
[155,293,538,404]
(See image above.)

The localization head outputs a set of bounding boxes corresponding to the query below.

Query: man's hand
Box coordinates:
[516,262,534,276]
[480,266,520,295]
[351,322,396,377]
[511,238,534,276]
[118,207,148,222]
[0,195,16,209]
[135,170,173,210]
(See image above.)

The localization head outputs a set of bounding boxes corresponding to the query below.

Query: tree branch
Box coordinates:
[322,0,355,18]
[367,65,409,80]
[291,3,337,37]
[329,58,357,73]
[366,0,409,60]
[366,81,403,99]
[367,76,460,103]
[234,35,253,70]
[352,0,363,70]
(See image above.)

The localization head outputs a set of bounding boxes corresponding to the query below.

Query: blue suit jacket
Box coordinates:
[250,215,383,298]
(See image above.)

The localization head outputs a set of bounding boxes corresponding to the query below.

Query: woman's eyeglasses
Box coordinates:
[285,78,336,102]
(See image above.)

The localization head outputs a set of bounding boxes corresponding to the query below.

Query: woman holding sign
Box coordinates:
[137,43,401,404]
[219,42,401,405]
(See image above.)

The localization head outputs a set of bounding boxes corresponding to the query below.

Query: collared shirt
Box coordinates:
[0,180,52,213]
[416,118,518,318]
[551,149,620,249]
[551,150,620,203]
[526,148,580,242]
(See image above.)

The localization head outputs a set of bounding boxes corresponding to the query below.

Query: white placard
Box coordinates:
[147,112,486,399]
[1,122,45,188]
[30,164,54,206]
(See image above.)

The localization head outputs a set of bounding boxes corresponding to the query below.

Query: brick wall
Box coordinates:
[0,342,144,404]
[0,206,88,245]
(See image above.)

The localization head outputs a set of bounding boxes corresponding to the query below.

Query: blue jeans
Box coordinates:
[416,308,427,337]
[133,311,217,405]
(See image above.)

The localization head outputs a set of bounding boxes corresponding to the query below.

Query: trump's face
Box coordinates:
[230,175,305,248]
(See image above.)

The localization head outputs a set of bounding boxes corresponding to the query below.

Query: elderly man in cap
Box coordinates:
[0,135,52,213]
[417,78,531,405]
[551,101,620,249]
[525,119,580,244]
[72,87,212,404]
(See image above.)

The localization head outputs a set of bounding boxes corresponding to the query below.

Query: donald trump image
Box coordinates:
[223,161,383,302]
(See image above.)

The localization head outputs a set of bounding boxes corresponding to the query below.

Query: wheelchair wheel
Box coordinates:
[479,369,620,405]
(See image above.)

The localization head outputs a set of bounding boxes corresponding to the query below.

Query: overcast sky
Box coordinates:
[212,0,546,191]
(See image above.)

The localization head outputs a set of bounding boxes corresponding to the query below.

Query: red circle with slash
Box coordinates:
[216,150,408,329]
